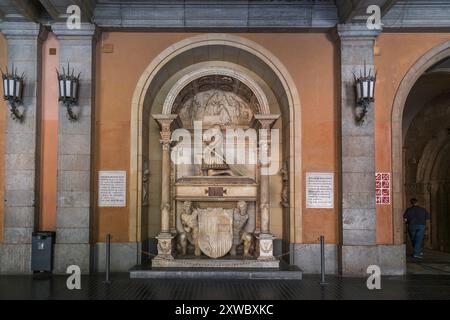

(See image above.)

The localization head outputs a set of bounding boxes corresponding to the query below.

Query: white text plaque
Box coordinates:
[306,172,334,209]
[98,171,126,207]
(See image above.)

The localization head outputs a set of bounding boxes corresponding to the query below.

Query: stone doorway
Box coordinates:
[403,67,450,256]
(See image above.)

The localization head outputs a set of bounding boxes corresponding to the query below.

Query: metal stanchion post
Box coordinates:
[320,235,327,285]
[104,234,111,284]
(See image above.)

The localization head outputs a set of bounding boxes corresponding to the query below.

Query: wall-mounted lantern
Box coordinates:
[354,62,376,124]
[57,63,80,121]
[1,65,25,122]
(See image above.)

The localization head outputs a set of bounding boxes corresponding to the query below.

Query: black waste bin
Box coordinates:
[31,231,55,272]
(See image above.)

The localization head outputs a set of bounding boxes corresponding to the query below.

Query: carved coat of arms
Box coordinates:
[197,208,233,258]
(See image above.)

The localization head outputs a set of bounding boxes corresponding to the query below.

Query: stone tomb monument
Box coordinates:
[152,74,280,268]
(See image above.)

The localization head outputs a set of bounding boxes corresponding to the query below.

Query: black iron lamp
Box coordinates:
[57,63,80,121]
[354,62,376,124]
[1,65,25,122]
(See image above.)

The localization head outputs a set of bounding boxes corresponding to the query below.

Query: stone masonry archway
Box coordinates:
[391,39,450,246]
[129,34,302,263]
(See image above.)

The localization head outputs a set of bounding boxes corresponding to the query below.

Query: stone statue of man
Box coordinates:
[180,201,201,256]
[230,201,252,256]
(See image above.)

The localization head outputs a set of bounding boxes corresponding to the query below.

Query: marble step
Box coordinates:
[129,263,302,280]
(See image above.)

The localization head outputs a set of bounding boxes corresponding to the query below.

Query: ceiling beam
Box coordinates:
[38,0,60,20]
[12,0,43,21]
[381,0,398,16]
[38,0,95,22]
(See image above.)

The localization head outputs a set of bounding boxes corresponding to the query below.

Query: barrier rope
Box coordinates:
[116,241,308,268]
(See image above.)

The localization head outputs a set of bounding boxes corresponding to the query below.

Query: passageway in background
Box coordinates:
[403,60,450,260]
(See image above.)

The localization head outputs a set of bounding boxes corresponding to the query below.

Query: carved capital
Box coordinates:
[153,114,182,131]
[251,114,280,130]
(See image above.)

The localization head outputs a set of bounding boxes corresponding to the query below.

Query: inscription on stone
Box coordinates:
[98,171,126,207]
[208,187,224,197]
[306,172,334,209]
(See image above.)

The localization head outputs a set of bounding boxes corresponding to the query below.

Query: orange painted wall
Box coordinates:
[40,33,59,231]
[2,27,448,262]
[96,32,338,244]
[0,34,6,243]
[375,33,450,244]
[3,30,446,245]
[243,34,339,244]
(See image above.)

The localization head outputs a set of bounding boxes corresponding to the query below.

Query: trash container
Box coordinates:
[31,231,55,272]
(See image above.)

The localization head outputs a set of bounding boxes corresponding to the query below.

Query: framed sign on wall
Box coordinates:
[98,171,127,207]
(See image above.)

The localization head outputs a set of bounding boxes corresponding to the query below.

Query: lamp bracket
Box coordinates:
[355,100,370,125]
[63,100,78,121]
[7,99,24,122]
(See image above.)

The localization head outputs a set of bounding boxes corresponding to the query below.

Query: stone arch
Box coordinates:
[391,39,450,244]
[162,66,270,115]
[129,34,302,246]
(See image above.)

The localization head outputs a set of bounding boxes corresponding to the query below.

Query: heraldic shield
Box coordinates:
[198,208,233,258]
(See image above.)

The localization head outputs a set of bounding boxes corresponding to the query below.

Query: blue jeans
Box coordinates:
[408,224,426,257]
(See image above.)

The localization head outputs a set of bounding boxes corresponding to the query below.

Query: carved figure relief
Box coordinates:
[179,201,201,256]
[142,161,149,205]
[280,161,289,208]
[178,90,254,127]
[231,201,253,257]
[177,201,254,258]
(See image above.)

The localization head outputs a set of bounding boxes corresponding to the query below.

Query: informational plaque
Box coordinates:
[98,171,126,207]
[306,173,334,209]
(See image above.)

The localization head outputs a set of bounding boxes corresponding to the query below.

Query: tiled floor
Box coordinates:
[1,249,449,300]
[407,249,450,275]
[0,274,449,300]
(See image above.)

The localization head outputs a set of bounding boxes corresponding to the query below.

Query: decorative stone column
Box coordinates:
[0,22,47,273]
[152,114,181,260]
[254,114,280,260]
[52,23,99,274]
[338,24,388,275]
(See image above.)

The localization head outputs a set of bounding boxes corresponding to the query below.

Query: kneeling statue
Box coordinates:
[179,201,201,256]
[231,201,253,257]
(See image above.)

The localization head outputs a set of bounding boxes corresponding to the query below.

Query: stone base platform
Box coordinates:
[151,257,280,269]
[129,262,302,280]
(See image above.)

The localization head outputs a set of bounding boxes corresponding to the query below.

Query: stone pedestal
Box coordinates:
[256,233,276,260]
[154,233,176,260]
[152,257,279,268]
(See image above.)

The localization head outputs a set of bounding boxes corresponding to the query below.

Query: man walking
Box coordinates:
[403,198,430,258]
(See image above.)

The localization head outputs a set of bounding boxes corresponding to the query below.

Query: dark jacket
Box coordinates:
[403,206,430,225]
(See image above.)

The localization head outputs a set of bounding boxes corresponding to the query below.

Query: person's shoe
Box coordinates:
[419,252,424,256]
[412,255,423,259]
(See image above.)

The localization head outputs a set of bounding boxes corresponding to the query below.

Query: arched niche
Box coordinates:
[130,34,301,259]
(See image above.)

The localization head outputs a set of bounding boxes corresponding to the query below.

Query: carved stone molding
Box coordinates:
[162,67,270,116]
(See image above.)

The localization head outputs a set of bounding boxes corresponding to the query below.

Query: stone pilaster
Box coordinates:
[338,24,384,274]
[152,114,181,260]
[0,22,47,274]
[253,114,280,260]
[52,23,99,274]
